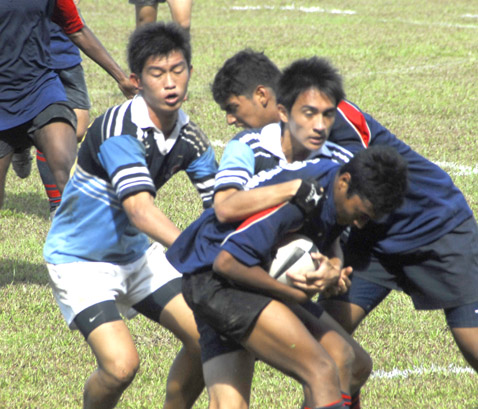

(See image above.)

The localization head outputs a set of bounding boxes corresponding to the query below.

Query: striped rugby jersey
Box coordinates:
[215,122,353,193]
[44,95,217,264]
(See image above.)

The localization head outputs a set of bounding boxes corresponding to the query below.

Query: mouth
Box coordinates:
[308,136,326,147]
[164,93,180,106]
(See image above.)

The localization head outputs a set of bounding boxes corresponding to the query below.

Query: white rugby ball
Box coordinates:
[268,234,318,285]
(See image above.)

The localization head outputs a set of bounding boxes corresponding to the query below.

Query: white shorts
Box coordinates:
[47,242,181,329]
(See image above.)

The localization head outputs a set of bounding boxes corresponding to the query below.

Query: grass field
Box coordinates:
[1,0,477,407]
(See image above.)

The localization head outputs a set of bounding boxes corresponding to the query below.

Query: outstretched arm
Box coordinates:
[67,26,137,98]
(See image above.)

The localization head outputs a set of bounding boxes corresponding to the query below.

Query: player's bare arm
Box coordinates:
[122,191,181,247]
[213,250,309,304]
[67,26,137,98]
[214,180,302,223]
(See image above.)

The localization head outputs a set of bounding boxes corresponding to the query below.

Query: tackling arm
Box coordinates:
[214,180,302,223]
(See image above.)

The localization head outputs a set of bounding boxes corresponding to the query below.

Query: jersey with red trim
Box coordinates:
[0,0,82,130]
[329,100,473,253]
[166,159,342,274]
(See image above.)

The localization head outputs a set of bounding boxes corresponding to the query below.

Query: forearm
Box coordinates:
[213,251,308,304]
[214,180,302,223]
[68,26,133,95]
[123,192,181,247]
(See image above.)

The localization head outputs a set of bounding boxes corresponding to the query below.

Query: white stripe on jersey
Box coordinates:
[71,166,122,210]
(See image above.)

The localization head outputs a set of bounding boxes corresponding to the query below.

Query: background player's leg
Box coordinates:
[0,152,13,208]
[158,294,205,409]
[203,350,255,409]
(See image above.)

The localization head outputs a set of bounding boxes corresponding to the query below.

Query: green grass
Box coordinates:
[1,0,477,407]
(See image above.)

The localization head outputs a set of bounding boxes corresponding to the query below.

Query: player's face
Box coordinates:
[135,50,190,115]
[283,87,337,155]
[334,173,375,228]
[222,94,267,129]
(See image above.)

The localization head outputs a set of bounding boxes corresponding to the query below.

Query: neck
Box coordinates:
[281,125,310,163]
[147,106,178,138]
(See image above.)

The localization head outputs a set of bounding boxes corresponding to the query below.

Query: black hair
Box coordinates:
[278,57,345,112]
[211,49,281,107]
[127,22,191,75]
[340,146,408,218]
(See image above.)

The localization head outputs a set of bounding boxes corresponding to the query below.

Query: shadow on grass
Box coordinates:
[0,259,49,286]
[3,191,49,220]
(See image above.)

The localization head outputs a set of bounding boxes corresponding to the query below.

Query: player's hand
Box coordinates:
[291,179,324,216]
[321,266,353,298]
[286,252,342,295]
[118,77,139,99]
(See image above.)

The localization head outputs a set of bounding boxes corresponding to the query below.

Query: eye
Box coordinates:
[172,65,186,75]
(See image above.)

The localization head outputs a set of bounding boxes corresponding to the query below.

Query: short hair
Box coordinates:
[211,49,281,107]
[340,146,408,218]
[127,22,191,75]
[278,57,345,113]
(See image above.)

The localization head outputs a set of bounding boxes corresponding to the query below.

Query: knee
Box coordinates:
[100,355,140,391]
[351,347,373,390]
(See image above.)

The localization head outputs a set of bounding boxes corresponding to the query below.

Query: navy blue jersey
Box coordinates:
[48,20,82,70]
[328,100,473,253]
[0,0,83,130]
[167,159,342,274]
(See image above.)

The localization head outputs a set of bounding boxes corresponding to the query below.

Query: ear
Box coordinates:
[277,104,289,123]
[129,72,142,90]
[338,172,351,192]
[254,85,271,107]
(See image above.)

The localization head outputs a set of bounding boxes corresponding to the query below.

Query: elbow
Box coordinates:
[213,204,235,224]
[213,250,233,275]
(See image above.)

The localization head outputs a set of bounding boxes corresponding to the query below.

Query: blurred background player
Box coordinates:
[0,0,136,213]
[130,0,193,31]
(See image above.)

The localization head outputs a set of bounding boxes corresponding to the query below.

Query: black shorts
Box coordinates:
[338,217,478,310]
[56,64,91,111]
[182,271,325,362]
[0,102,77,158]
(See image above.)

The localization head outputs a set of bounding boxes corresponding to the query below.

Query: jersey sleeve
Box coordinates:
[51,0,84,34]
[214,140,256,193]
[185,145,218,208]
[97,135,156,201]
[221,203,304,267]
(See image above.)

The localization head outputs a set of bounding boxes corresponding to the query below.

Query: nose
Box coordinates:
[313,114,326,133]
[226,113,237,126]
[164,72,176,89]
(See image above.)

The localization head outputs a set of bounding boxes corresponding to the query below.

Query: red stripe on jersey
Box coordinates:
[337,100,371,148]
[236,203,286,232]
[52,0,84,35]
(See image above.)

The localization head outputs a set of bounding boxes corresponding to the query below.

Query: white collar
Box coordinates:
[258,122,287,161]
[130,95,190,155]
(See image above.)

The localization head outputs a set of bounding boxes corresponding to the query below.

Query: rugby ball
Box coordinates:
[268,234,318,285]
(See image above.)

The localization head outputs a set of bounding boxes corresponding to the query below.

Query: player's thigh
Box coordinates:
[203,350,255,409]
[159,292,200,346]
[446,301,478,363]
[74,108,90,141]
[245,300,330,375]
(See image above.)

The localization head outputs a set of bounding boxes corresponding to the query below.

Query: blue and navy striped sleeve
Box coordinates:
[97,135,156,201]
[215,139,256,192]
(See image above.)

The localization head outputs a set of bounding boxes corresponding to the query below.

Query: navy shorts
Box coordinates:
[0,102,77,158]
[182,271,325,362]
[56,64,91,111]
[323,217,478,327]
[129,0,166,5]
